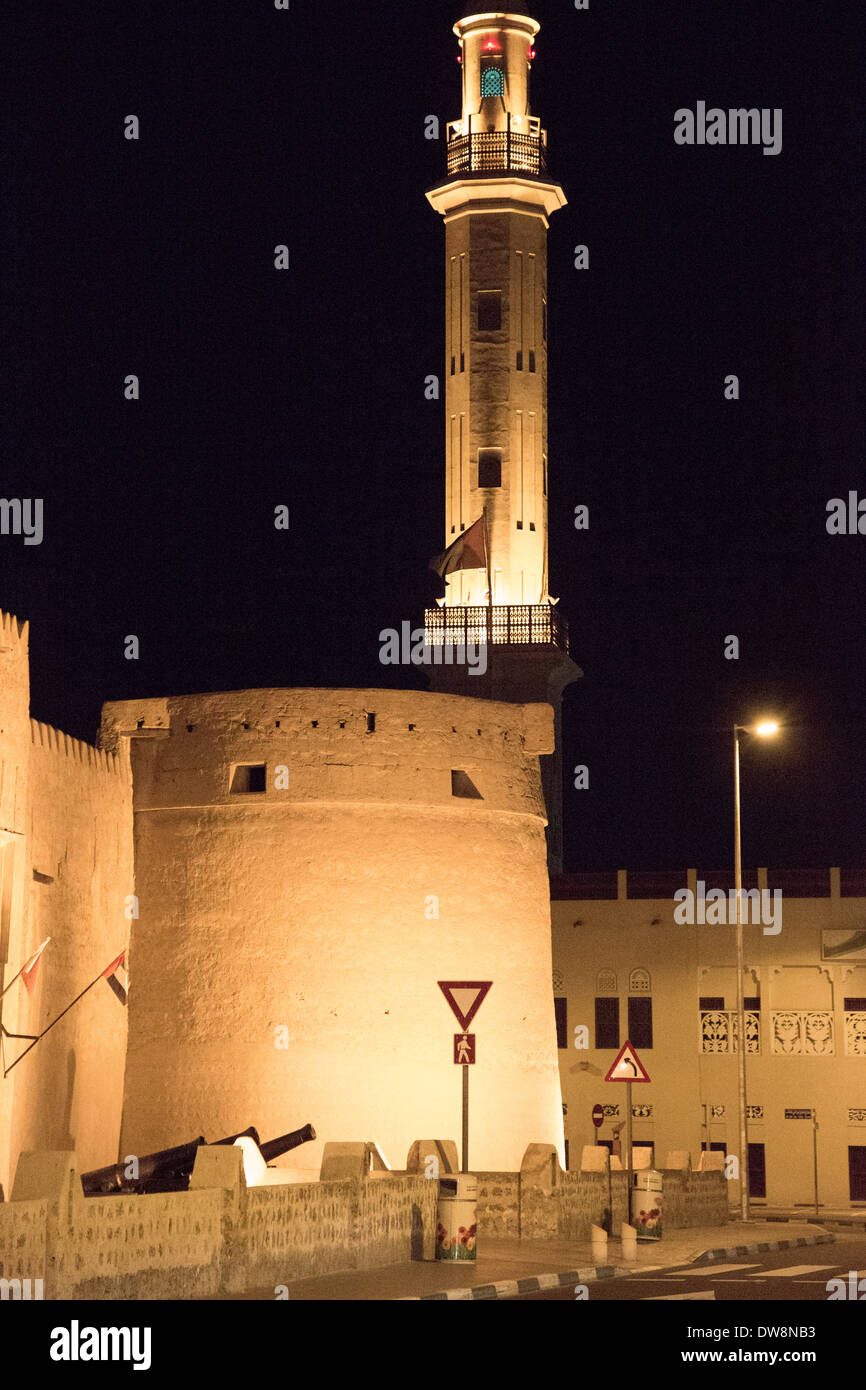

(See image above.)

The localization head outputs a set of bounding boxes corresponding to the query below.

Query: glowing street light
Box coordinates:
[732,718,780,1221]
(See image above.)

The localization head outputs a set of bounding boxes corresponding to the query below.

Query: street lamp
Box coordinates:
[733,719,779,1222]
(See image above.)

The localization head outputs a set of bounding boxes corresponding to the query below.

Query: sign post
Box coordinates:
[592,1103,610,1232]
[438,981,492,1172]
[603,1040,651,1224]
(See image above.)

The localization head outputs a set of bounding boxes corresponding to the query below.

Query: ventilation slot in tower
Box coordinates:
[451,770,483,800]
[230,763,267,794]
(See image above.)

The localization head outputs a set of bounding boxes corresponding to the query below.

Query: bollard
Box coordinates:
[591,1223,608,1264]
[621,1222,638,1262]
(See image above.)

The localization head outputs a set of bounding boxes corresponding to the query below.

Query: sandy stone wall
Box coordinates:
[0,614,134,1194]
[474,1167,726,1240]
[0,1195,50,1281]
[474,1172,521,1236]
[100,688,565,1174]
[244,1175,437,1288]
[7,723,133,1181]
[660,1171,729,1229]
[0,1161,437,1298]
[0,612,31,1195]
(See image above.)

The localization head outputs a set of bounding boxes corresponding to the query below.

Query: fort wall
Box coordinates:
[100,688,565,1173]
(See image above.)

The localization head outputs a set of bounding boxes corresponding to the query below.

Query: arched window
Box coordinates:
[629,968,651,993]
[480,64,504,99]
[596,969,617,994]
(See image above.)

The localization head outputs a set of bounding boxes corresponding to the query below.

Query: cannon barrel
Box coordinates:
[259,1124,316,1164]
[81,1125,263,1195]
[81,1137,206,1196]
[215,1125,261,1149]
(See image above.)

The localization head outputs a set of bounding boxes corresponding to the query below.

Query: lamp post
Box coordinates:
[733,719,778,1223]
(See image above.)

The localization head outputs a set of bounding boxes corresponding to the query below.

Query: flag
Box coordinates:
[429,514,487,580]
[102,951,128,1006]
[20,939,50,996]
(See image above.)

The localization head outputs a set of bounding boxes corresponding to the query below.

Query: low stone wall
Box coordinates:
[474,1173,520,1236]
[244,1176,436,1289]
[0,1147,724,1297]
[58,1189,225,1299]
[0,1196,50,1282]
[658,1171,728,1230]
[475,1163,726,1240]
[0,1151,437,1299]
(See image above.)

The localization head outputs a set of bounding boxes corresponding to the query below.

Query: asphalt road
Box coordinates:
[512,1235,866,1300]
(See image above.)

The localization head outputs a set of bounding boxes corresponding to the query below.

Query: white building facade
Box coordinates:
[551,867,866,1209]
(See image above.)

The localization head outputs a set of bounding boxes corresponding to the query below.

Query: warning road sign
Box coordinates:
[438,981,492,1031]
[603,1040,651,1084]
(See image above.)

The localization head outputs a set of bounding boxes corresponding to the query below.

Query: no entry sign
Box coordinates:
[592,1104,604,1129]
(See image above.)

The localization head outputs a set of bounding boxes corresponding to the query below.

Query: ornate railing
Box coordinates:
[446,129,549,178]
[845,1011,866,1056]
[700,1010,760,1054]
[424,603,569,653]
[770,1010,834,1055]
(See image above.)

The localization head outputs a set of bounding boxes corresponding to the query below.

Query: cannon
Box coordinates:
[80,1125,261,1196]
[259,1123,316,1164]
[81,1123,316,1195]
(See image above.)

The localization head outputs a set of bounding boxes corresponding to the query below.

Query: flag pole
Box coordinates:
[3,967,107,1076]
[483,506,493,607]
[482,506,493,655]
[0,938,51,1001]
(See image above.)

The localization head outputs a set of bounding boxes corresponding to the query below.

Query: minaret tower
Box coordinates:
[425,9,581,872]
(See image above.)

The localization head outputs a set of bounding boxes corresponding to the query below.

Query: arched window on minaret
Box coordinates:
[480,63,505,99]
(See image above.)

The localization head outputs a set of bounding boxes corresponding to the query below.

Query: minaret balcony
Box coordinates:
[445,125,549,179]
[424,603,569,656]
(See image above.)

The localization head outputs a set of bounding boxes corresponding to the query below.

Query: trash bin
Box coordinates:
[632,1170,663,1240]
[436,1174,478,1260]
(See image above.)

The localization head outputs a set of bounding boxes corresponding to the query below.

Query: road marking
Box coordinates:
[748,1265,834,1278]
[702,1264,762,1277]
[643,1290,716,1300]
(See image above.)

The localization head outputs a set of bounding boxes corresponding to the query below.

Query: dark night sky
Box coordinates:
[3,0,864,872]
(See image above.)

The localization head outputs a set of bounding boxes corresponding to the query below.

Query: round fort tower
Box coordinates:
[99,688,565,1173]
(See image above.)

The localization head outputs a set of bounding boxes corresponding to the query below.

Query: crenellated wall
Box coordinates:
[0,609,134,1193]
[0,611,32,1193]
[8,721,133,1179]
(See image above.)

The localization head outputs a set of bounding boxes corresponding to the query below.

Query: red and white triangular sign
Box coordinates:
[603,1039,651,1084]
[438,981,492,1031]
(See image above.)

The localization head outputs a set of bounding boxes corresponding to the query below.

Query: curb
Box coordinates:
[692,1231,836,1266]
[412,1264,628,1301]
[407,1230,836,1301]
[766,1215,866,1230]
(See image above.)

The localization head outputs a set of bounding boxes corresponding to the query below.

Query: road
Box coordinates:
[512,1235,866,1300]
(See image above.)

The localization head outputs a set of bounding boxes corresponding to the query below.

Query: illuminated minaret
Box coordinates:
[425,9,581,872]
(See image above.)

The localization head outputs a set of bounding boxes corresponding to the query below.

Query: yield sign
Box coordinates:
[438,981,492,1031]
[603,1039,651,1084]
